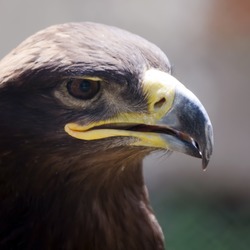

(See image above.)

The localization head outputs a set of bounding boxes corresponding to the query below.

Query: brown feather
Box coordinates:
[0,22,170,249]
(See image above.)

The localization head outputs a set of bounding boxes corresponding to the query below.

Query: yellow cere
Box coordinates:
[142,69,177,117]
[64,69,182,149]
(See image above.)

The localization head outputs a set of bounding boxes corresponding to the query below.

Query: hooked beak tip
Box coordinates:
[200,122,214,170]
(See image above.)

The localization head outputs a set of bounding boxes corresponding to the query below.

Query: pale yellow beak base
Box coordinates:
[65,123,168,149]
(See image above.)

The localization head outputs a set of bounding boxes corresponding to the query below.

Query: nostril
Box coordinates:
[154,97,166,111]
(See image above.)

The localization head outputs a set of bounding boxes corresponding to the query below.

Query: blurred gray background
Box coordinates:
[1,0,249,249]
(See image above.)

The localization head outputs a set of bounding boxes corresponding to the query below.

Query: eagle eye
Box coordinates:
[66,78,100,100]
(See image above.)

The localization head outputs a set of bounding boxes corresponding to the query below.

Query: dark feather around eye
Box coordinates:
[66,79,100,100]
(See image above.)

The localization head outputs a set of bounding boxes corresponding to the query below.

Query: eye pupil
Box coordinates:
[80,80,91,92]
[66,78,100,100]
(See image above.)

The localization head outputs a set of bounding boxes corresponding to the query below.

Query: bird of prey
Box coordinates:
[0,22,213,250]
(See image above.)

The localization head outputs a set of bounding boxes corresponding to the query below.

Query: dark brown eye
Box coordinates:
[66,79,100,100]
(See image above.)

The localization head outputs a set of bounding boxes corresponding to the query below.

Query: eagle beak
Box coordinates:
[65,69,213,169]
[156,77,213,169]
[141,69,214,169]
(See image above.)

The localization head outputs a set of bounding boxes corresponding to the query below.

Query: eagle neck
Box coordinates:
[0,146,165,250]
[74,152,165,250]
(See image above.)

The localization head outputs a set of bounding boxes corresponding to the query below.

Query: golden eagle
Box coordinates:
[0,22,213,250]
